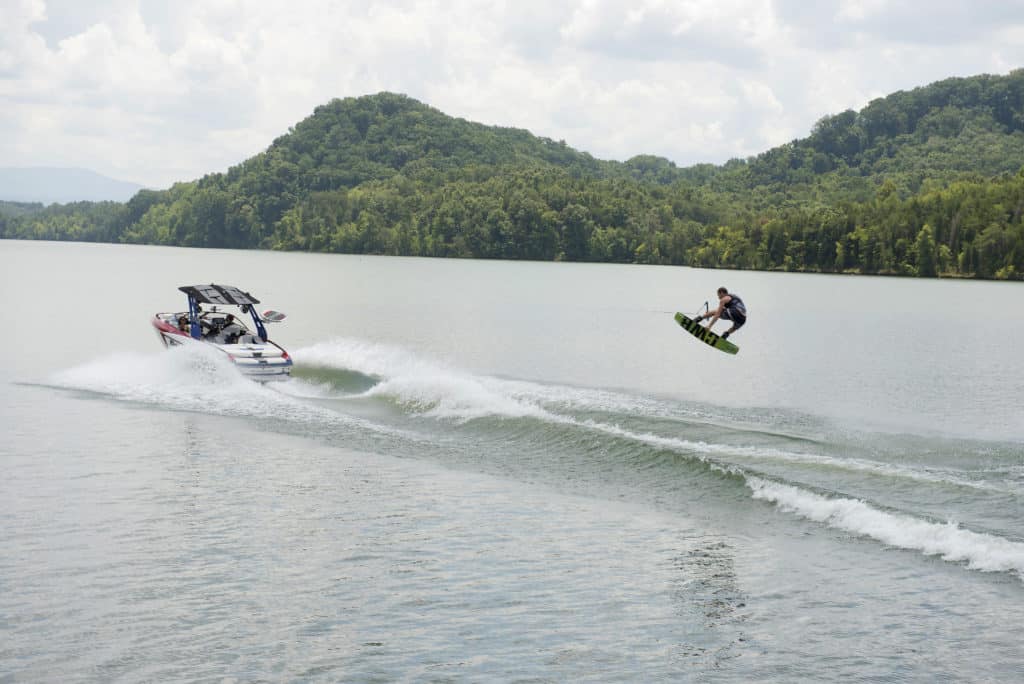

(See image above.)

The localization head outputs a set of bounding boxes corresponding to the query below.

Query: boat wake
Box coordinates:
[45,337,1024,581]
[45,344,402,439]
[748,477,1024,575]
[291,338,1024,580]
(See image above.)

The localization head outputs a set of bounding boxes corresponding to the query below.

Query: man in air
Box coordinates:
[695,287,746,339]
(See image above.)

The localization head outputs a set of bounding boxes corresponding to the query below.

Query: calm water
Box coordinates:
[1,239,1023,681]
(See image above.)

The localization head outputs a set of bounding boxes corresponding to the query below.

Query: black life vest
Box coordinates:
[725,294,746,316]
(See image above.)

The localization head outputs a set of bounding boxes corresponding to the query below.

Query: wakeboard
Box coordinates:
[674,312,739,355]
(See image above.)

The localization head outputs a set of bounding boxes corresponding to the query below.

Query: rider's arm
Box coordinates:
[703,298,727,326]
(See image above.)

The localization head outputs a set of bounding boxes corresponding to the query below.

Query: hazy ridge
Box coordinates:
[0,167,145,204]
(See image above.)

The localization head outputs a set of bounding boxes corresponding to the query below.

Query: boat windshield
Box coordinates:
[197,309,258,344]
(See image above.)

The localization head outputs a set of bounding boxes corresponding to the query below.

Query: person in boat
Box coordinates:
[194,306,213,337]
[695,287,747,339]
[198,309,225,340]
[222,314,241,344]
[177,315,189,333]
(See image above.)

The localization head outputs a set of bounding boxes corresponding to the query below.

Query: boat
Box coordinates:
[152,284,293,381]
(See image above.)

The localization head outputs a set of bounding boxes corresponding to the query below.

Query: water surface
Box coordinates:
[1,240,1022,681]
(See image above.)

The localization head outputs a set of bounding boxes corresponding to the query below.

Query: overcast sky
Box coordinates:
[3,0,1024,189]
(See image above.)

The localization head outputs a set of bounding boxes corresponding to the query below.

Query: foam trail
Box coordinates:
[748,476,1024,577]
[369,374,552,421]
[295,338,432,379]
[570,418,1023,495]
[47,346,397,437]
[294,339,669,416]
[295,339,1018,494]
[54,340,1024,579]
[518,416,1024,578]
[710,443,1021,495]
[295,339,552,421]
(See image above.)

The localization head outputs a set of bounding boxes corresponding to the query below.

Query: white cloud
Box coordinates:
[1,0,1023,188]
[0,0,49,77]
[835,0,1024,44]
[561,0,776,68]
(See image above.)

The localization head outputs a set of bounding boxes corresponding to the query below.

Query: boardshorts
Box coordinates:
[721,308,746,330]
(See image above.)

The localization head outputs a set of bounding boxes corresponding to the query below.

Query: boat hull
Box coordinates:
[152,316,292,381]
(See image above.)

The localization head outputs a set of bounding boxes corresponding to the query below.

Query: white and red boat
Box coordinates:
[152,284,293,381]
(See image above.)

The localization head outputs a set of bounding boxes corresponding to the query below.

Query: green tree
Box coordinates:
[914,224,938,277]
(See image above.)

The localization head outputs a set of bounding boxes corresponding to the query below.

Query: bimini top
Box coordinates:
[179,284,260,306]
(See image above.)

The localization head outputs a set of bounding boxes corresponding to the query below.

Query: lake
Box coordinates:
[1,239,1023,681]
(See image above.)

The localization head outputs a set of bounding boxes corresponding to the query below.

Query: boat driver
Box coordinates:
[222,314,242,344]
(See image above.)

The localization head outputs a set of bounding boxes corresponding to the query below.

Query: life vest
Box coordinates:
[725,294,746,316]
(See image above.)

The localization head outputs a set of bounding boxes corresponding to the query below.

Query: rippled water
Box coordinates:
[1,240,1023,681]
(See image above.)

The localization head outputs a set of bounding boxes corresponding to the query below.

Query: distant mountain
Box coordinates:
[0,167,145,204]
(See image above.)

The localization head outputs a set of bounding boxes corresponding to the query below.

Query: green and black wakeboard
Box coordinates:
[674,312,739,355]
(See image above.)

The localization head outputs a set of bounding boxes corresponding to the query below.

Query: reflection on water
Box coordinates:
[671,539,748,669]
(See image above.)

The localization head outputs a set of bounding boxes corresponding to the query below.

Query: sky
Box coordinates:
[2,0,1024,189]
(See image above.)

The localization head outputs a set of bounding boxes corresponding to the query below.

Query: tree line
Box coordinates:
[4,165,1021,279]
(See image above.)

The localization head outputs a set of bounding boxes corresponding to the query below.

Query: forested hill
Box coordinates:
[3,72,1024,279]
[726,71,1024,200]
[253,92,612,183]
